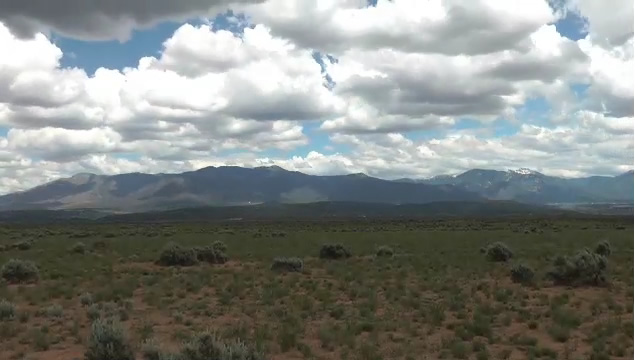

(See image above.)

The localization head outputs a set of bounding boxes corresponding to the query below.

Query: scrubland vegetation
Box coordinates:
[0,217,632,359]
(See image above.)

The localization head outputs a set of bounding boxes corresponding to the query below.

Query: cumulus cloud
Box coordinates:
[0,0,264,41]
[315,113,632,179]
[241,0,556,55]
[566,0,634,48]
[7,127,123,161]
[578,37,634,117]
[0,0,631,194]
[0,21,333,153]
[315,24,590,133]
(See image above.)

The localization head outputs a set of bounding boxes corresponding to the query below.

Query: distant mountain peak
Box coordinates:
[509,168,538,175]
[346,172,369,178]
[64,173,97,185]
[258,165,287,171]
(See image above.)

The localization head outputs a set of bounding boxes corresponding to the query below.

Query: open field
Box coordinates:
[0,217,632,360]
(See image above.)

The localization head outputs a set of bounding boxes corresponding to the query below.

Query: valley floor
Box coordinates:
[0,217,632,360]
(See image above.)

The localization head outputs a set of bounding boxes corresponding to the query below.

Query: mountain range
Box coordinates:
[413,168,633,204]
[0,166,631,212]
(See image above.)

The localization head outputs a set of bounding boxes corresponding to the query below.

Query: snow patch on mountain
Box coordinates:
[509,168,537,175]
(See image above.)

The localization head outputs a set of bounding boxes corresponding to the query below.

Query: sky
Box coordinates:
[0,0,632,193]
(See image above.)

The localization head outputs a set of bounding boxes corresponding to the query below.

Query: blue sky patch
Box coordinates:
[553,8,588,41]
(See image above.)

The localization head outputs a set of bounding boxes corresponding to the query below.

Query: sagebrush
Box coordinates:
[510,264,534,284]
[547,249,608,286]
[594,240,611,257]
[0,299,16,321]
[194,246,228,264]
[156,242,198,266]
[180,330,264,360]
[319,244,352,260]
[85,318,135,360]
[1,258,39,283]
[484,242,513,262]
[271,257,304,272]
[375,245,394,257]
[70,241,87,254]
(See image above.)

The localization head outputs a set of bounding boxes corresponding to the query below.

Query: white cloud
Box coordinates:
[0,0,631,194]
[242,0,556,55]
[316,24,589,133]
[578,37,634,116]
[0,0,264,41]
[7,127,123,161]
[0,21,331,154]
[313,115,633,179]
[567,0,634,48]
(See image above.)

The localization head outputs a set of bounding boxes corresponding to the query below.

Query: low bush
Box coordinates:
[211,240,227,253]
[180,330,264,360]
[0,299,16,321]
[1,259,39,284]
[70,242,87,254]
[46,304,63,318]
[484,242,513,262]
[85,318,135,360]
[510,264,535,285]
[547,249,608,286]
[80,292,94,306]
[141,339,178,360]
[92,240,108,250]
[14,240,32,251]
[271,257,304,272]
[375,246,394,257]
[86,304,101,321]
[594,240,611,257]
[156,243,198,266]
[319,244,352,260]
[194,246,228,264]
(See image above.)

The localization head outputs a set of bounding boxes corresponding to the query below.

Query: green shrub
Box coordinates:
[179,330,264,360]
[271,257,304,272]
[14,240,32,251]
[0,299,16,321]
[594,240,611,257]
[484,242,513,262]
[141,339,183,360]
[375,246,394,257]
[92,240,107,250]
[1,259,39,284]
[212,241,227,253]
[85,318,135,360]
[70,242,87,254]
[510,264,535,284]
[156,243,198,266]
[32,328,50,351]
[80,292,94,306]
[101,302,118,317]
[45,304,63,318]
[547,249,608,286]
[194,246,228,264]
[319,244,352,260]
[86,304,101,321]
[141,339,179,360]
